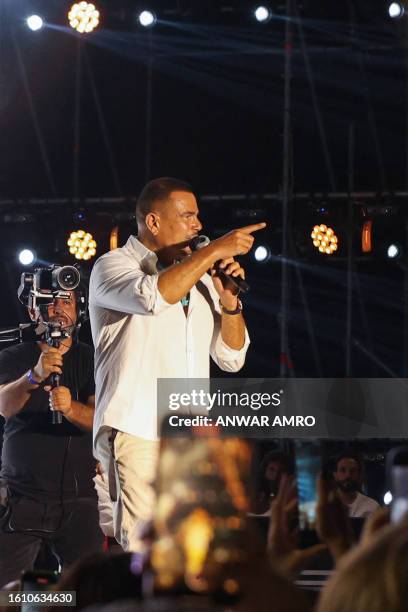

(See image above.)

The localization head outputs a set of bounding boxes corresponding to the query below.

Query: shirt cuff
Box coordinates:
[214,327,250,360]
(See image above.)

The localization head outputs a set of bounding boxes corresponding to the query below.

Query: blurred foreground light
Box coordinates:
[254,245,270,262]
[384,490,393,505]
[387,243,400,259]
[180,509,213,582]
[254,5,272,23]
[67,230,97,260]
[68,2,100,33]
[19,249,35,265]
[388,2,404,18]
[138,10,156,28]
[311,224,338,255]
[26,15,44,31]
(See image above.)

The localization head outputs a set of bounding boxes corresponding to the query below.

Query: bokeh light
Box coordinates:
[311,224,338,255]
[68,2,100,33]
[67,230,97,260]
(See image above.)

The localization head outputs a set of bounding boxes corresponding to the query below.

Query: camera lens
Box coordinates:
[54,266,80,291]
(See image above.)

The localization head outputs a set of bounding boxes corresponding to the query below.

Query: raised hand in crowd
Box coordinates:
[316,476,354,563]
[267,474,327,577]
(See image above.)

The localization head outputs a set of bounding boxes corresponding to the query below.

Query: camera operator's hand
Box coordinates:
[48,386,72,417]
[33,347,63,383]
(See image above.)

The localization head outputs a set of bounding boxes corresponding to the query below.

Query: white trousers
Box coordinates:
[95,429,159,552]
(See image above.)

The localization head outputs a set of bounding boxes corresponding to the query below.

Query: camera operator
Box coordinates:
[0,277,103,588]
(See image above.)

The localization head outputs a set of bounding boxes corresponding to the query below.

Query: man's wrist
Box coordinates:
[32,367,44,382]
[206,241,221,263]
[220,298,242,315]
[63,404,74,419]
[220,296,238,309]
[26,369,42,386]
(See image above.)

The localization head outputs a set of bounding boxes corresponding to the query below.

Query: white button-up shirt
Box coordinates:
[89,236,250,441]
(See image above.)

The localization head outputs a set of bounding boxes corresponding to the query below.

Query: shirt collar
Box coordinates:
[126,235,159,274]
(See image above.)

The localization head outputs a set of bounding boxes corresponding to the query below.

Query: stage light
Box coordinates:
[254,245,270,262]
[361,220,373,253]
[311,224,338,255]
[387,243,400,259]
[26,15,44,31]
[19,249,35,265]
[384,491,393,505]
[253,5,272,23]
[138,10,156,28]
[388,2,404,18]
[110,226,119,251]
[73,209,86,222]
[67,230,97,261]
[68,2,100,34]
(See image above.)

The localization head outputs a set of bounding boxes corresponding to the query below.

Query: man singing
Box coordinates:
[89,177,265,551]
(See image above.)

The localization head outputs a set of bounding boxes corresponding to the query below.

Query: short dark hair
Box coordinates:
[135,177,194,226]
[334,451,364,472]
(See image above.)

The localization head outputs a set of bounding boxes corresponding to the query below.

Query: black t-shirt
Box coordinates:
[0,342,96,501]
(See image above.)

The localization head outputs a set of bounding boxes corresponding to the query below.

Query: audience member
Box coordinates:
[251,450,291,515]
[333,452,380,518]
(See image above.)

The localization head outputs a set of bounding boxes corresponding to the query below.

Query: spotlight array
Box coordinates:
[24,4,279,34]
[68,230,97,260]
[26,15,44,31]
[311,224,338,255]
[68,2,100,33]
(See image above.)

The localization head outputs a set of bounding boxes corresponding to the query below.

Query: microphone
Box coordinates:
[189,235,250,293]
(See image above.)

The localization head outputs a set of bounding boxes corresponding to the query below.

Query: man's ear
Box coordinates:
[145,212,160,236]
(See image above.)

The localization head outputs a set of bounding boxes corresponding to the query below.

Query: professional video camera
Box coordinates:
[17,264,87,330]
[0,265,87,346]
[18,265,81,312]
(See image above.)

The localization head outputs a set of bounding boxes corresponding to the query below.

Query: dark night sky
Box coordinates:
[1,0,408,378]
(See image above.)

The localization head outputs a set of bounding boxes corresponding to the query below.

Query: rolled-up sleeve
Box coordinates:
[90,254,172,316]
[209,310,250,372]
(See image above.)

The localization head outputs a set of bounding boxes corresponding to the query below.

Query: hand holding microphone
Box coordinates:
[189,222,266,294]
